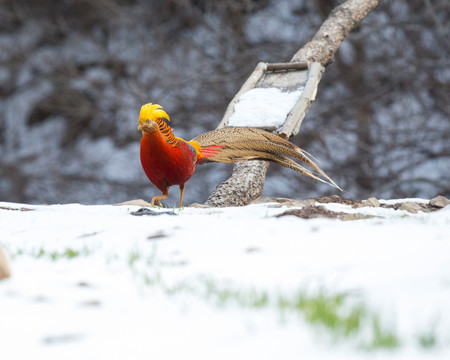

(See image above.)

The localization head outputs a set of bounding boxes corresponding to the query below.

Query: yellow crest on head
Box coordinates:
[139,103,170,124]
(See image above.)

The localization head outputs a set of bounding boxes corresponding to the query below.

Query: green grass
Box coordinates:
[418,333,437,348]
[202,277,270,308]
[135,253,401,350]
[123,247,445,353]
[417,324,438,349]
[361,316,400,350]
[128,249,141,267]
[278,290,368,339]
[200,282,402,350]
[278,289,400,349]
[12,246,92,260]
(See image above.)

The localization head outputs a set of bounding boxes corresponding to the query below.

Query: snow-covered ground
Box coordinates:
[1,199,449,359]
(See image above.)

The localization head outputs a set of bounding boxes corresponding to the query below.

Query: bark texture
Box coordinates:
[206,0,383,207]
[205,160,270,207]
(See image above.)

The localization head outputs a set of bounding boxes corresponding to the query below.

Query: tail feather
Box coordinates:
[191,127,342,191]
[264,153,341,189]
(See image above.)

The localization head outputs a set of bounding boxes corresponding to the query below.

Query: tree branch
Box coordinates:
[292,0,383,65]
[205,160,270,207]
[205,0,383,207]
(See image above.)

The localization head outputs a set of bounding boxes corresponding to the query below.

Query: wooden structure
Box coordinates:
[217,61,324,139]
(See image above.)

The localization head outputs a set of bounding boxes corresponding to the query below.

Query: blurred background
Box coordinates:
[0,0,449,205]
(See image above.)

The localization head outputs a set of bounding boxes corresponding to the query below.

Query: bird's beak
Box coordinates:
[138,119,157,132]
[138,120,148,131]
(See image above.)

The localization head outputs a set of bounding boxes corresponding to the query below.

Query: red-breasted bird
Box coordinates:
[138,103,341,208]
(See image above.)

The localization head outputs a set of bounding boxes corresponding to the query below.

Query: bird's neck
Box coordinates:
[141,130,173,151]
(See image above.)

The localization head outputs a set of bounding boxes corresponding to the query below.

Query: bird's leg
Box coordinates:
[151,190,168,207]
[178,184,185,209]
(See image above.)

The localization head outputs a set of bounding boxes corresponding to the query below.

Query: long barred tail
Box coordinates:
[191,127,342,191]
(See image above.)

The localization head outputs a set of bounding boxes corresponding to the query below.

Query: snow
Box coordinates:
[228,87,304,128]
[1,200,449,358]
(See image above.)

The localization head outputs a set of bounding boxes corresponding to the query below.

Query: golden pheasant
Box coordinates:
[138,103,340,208]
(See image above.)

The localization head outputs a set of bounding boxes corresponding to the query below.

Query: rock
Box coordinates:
[365,197,381,207]
[429,195,450,208]
[189,203,210,208]
[250,197,316,208]
[351,202,364,208]
[250,197,293,204]
[0,205,34,211]
[276,206,339,219]
[80,300,102,307]
[114,199,153,207]
[352,197,380,209]
[147,230,168,240]
[398,202,423,214]
[276,205,375,220]
[0,248,11,281]
[274,199,317,208]
[314,195,357,205]
[340,213,377,221]
[130,208,177,216]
